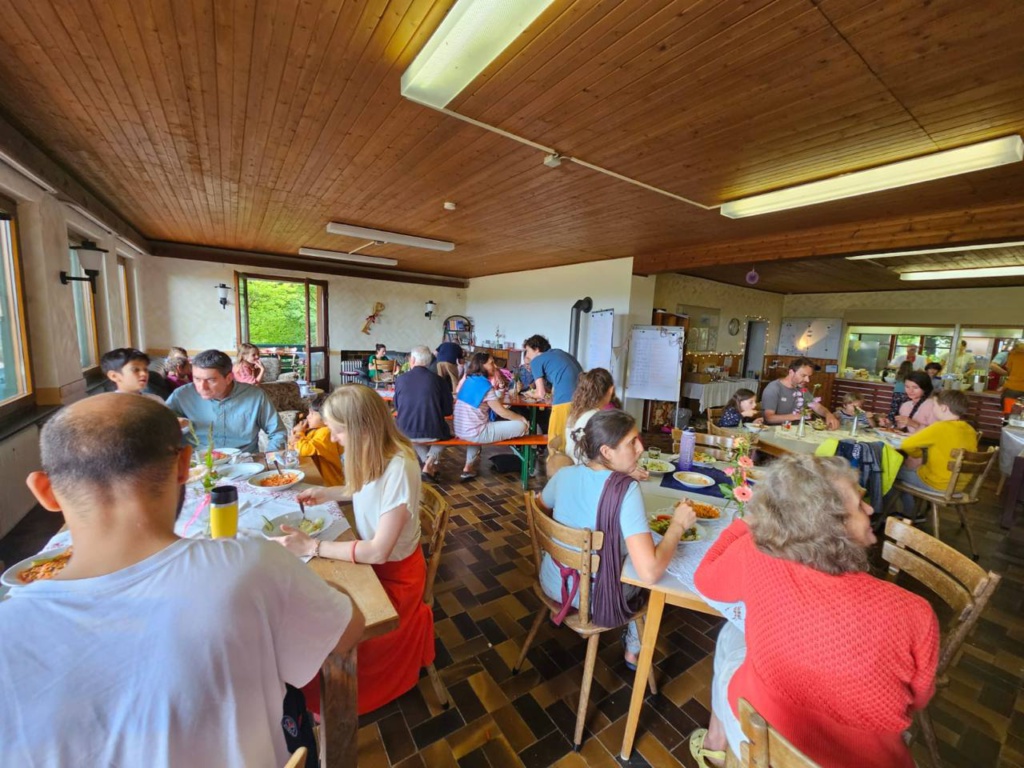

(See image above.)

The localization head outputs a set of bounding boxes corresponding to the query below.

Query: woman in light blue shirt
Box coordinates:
[540,410,694,667]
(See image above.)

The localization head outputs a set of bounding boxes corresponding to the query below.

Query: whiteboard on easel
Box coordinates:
[625,325,684,402]
[585,309,614,371]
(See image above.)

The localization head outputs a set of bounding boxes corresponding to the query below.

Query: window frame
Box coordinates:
[68,234,102,376]
[117,253,137,347]
[0,192,34,420]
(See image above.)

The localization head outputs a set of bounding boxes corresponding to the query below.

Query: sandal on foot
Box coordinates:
[688,728,726,768]
[459,472,476,483]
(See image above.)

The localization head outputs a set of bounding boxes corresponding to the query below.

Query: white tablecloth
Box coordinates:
[1000,426,1024,476]
[681,378,759,413]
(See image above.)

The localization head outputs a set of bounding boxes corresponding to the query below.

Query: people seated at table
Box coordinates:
[101,347,167,403]
[290,392,345,486]
[453,353,529,482]
[890,389,978,517]
[163,346,192,390]
[435,340,463,392]
[367,343,390,382]
[523,334,583,448]
[394,345,453,482]
[837,392,878,429]
[232,342,266,384]
[894,370,936,434]
[716,388,762,428]
[0,394,364,766]
[541,410,696,668]
[277,384,435,715]
[691,454,938,768]
[760,357,840,429]
[925,361,944,390]
[564,367,617,463]
[167,349,287,453]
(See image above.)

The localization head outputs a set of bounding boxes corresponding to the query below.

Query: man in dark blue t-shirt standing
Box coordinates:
[522,334,582,448]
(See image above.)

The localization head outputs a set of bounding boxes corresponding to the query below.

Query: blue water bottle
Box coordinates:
[677,428,697,472]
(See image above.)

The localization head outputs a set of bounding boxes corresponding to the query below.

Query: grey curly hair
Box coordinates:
[746,454,868,575]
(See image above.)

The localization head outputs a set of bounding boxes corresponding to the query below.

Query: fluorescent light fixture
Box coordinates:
[298,247,398,267]
[899,265,1024,281]
[326,222,454,252]
[400,0,557,109]
[720,135,1024,218]
[846,241,1024,261]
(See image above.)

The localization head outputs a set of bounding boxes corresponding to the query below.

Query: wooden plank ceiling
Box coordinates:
[0,0,1022,290]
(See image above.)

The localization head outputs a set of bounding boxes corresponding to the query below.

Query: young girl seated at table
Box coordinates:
[232,343,265,384]
[290,393,345,486]
[717,389,763,428]
[275,384,433,715]
[837,393,879,429]
[163,347,192,390]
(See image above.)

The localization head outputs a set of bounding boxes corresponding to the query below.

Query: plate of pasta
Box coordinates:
[2,547,73,587]
[247,470,305,490]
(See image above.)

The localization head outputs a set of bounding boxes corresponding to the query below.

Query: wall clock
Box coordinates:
[727,317,741,336]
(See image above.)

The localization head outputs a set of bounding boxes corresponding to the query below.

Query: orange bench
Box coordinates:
[427,434,547,488]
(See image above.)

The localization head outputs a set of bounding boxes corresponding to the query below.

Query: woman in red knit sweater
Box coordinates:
[691,455,939,768]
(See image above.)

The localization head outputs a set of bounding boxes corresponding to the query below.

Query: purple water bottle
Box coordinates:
[677,428,697,472]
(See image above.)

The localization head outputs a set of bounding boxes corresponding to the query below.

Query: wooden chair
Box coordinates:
[706,407,723,434]
[736,698,819,767]
[283,746,307,768]
[370,358,397,389]
[513,492,657,749]
[882,517,1001,768]
[892,447,999,559]
[420,485,455,709]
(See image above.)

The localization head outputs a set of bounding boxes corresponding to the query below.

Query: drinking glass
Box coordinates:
[648,447,662,461]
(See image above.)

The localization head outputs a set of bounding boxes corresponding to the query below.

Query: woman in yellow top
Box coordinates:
[892,389,977,517]
[290,393,345,486]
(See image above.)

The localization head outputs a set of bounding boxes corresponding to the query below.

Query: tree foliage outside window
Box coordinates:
[246,279,318,346]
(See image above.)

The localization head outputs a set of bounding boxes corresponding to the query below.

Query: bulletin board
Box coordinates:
[585,309,614,372]
[625,325,684,402]
[777,317,843,360]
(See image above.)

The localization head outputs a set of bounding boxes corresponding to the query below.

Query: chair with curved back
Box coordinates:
[881,517,1001,768]
[419,485,455,709]
[734,698,819,767]
[706,407,723,434]
[891,447,999,559]
[513,492,657,749]
[370,358,397,389]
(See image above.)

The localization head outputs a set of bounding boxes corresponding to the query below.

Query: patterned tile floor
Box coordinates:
[2,434,1022,767]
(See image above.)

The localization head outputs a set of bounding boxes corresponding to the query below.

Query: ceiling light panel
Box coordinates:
[298,247,398,266]
[720,135,1024,218]
[899,265,1024,281]
[326,222,454,252]
[401,0,557,109]
[845,241,1024,261]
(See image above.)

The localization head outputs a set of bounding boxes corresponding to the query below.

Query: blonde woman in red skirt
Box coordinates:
[275,384,433,714]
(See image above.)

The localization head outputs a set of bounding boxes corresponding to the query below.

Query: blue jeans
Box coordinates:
[895,464,934,517]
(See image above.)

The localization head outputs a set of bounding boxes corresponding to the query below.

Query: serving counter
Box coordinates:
[830,378,1004,440]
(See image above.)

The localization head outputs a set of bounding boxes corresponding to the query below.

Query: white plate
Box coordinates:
[638,458,675,475]
[259,512,327,537]
[673,470,715,489]
[201,447,240,466]
[217,462,265,481]
[246,469,305,491]
[743,423,766,433]
[1,546,72,588]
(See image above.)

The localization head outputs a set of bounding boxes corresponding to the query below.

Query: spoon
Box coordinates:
[273,459,284,476]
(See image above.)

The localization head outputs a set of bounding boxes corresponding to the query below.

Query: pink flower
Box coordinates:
[733,485,753,502]
[737,456,754,469]
[723,466,736,477]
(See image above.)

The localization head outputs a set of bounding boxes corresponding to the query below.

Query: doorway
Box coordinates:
[743,320,768,380]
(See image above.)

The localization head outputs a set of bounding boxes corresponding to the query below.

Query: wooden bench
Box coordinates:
[427,434,548,488]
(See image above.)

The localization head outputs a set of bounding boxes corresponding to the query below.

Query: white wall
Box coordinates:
[139,257,468,354]
[466,258,637,393]
[654,274,785,354]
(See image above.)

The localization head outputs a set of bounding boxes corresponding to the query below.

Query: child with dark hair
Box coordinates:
[101,348,165,403]
[717,389,761,428]
[290,392,345,486]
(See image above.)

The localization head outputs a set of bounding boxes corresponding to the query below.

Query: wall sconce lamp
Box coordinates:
[425,300,437,319]
[216,283,232,309]
[60,268,101,294]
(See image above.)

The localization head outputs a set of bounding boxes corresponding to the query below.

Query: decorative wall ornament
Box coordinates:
[362,302,386,335]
